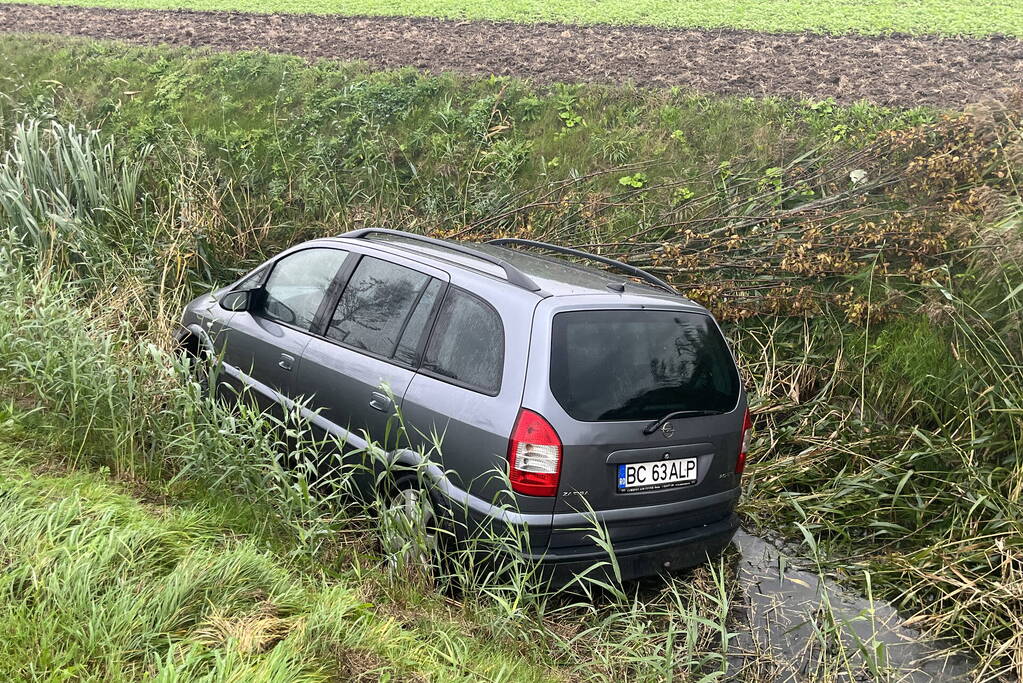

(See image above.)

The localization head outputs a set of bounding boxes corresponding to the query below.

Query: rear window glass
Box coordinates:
[394,279,444,367]
[326,256,431,357]
[550,310,739,422]
[422,289,504,395]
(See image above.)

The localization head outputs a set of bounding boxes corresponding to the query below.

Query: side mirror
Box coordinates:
[219,289,254,312]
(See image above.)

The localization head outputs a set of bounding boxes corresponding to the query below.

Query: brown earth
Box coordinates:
[1,3,1022,108]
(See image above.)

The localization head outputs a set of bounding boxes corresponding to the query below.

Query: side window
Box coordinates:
[422,289,504,395]
[326,257,430,357]
[394,279,444,367]
[262,249,349,331]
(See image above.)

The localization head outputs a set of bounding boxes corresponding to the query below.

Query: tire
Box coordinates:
[379,478,440,572]
[179,334,213,397]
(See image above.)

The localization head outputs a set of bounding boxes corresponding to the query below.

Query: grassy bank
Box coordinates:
[5,0,1023,36]
[0,442,554,681]
[0,36,935,297]
[0,37,1021,679]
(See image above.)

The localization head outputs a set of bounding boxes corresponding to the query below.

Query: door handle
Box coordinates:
[369,391,393,413]
[278,353,295,371]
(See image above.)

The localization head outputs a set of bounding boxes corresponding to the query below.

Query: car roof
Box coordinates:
[322,233,705,311]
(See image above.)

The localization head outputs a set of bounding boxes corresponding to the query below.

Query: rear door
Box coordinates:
[292,252,449,453]
[218,247,351,411]
[399,279,553,549]
[522,297,747,551]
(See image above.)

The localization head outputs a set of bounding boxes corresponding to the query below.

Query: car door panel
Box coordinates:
[217,247,351,411]
[292,252,449,488]
[218,313,312,411]
[295,342,416,448]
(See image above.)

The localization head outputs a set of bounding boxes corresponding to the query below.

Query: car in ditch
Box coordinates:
[175,229,750,581]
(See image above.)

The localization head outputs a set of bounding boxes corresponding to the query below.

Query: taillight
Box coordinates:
[508,409,562,497]
[736,408,752,475]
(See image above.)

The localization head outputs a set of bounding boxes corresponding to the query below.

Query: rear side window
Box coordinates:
[394,279,444,367]
[422,289,504,395]
[262,248,349,331]
[550,310,739,422]
[326,256,431,357]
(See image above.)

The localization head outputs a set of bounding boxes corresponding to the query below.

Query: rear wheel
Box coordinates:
[380,480,440,571]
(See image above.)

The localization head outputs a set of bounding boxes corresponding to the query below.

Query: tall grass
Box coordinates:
[739,241,1023,678]
[0,119,149,279]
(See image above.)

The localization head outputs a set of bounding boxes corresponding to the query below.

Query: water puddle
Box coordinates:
[728,530,972,681]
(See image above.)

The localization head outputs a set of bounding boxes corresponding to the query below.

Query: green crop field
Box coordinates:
[6,0,1023,36]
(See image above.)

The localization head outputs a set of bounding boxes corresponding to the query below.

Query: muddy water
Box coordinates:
[728,530,972,681]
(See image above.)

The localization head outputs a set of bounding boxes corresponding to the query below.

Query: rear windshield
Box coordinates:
[550,309,740,422]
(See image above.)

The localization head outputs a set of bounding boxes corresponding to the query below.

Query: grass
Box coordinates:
[0,443,555,681]
[0,36,936,292]
[7,0,1023,37]
[0,35,1021,680]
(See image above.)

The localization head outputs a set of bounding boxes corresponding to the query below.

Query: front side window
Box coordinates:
[422,289,504,395]
[550,309,740,422]
[262,248,349,331]
[326,257,431,357]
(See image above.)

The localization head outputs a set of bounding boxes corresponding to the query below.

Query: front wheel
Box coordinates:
[178,334,214,397]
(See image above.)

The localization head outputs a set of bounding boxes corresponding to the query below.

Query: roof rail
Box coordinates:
[487,238,678,294]
[339,228,543,293]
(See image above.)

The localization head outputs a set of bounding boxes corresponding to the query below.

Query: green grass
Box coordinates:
[0,36,936,290]
[7,0,1023,36]
[0,444,556,682]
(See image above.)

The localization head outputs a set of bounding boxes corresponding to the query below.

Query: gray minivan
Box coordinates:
[175,229,750,581]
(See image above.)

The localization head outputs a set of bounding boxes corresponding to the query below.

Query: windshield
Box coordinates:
[550,309,740,422]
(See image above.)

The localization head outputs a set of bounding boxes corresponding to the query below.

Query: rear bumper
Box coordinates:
[527,512,739,583]
[431,478,741,583]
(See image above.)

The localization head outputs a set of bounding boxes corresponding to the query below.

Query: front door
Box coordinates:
[218,247,351,411]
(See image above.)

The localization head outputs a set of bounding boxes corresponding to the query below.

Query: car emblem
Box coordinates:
[661,421,675,439]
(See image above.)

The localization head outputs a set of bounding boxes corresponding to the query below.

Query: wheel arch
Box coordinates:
[175,323,216,359]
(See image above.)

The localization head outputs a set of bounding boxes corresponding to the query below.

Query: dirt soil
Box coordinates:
[2,3,1022,108]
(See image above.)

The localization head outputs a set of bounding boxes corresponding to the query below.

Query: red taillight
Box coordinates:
[736,408,752,475]
[508,409,562,497]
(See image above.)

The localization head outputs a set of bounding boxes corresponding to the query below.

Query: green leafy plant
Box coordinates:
[618,172,647,188]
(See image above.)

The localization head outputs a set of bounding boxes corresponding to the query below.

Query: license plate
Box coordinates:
[617,458,697,492]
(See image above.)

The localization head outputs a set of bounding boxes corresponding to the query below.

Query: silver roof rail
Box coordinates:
[339,228,543,293]
[488,238,678,294]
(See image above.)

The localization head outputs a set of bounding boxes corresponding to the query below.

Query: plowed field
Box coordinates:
[2,4,1022,107]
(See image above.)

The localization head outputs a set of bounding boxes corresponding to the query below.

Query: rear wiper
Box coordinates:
[643,410,725,435]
